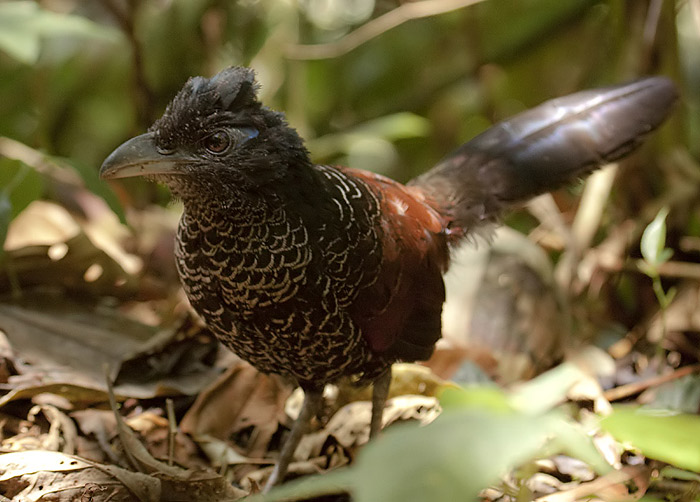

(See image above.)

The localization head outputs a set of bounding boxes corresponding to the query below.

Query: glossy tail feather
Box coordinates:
[411,76,678,240]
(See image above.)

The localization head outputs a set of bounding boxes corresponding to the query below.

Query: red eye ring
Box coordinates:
[204,130,231,154]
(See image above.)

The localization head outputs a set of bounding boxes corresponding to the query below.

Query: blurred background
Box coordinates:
[0,1,699,498]
[0,0,691,186]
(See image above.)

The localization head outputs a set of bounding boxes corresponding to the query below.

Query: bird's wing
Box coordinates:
[341,167,449,361]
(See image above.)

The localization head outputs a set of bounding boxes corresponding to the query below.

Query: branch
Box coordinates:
[102,0,156,128]
[286,0,487,60]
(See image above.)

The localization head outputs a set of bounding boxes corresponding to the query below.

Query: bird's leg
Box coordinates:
[264,387,323,492]
[369,368,392,439]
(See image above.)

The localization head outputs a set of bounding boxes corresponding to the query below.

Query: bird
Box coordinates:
[100,67,677,490]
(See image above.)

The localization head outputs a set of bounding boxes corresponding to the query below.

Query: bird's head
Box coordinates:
[100,67,311,204]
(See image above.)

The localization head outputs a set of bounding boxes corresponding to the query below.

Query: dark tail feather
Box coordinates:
[411,77,678,239]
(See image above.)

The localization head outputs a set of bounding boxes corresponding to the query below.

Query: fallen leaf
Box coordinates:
[180,362,291,458]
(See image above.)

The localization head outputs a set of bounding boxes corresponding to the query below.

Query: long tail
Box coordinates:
[411,77,678,241]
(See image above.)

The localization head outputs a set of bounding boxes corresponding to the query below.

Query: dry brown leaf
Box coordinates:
[1,200,140,298]
[535,465,651,502]
[333,363,443,410]
[0,450,160,502]
[186,433,253,467]
[71,408,120,463]
[0,294,221,407]
[296,395,440,461]
[0,295,155,384]
[180,362,291,458]
[27,404,78,454]
[106,376,247,501]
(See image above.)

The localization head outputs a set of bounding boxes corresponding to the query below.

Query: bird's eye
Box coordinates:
[156,143,176,155]
[204,130,231,154]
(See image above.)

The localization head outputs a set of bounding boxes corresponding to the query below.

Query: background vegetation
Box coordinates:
[1,0,700,501]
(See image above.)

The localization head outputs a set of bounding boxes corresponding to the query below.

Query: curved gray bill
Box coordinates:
[100,132,180,179]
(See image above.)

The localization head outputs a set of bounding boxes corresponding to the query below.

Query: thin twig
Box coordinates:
[166,398,176,467]
[597,257,700,281]
[643,0,663,56]
[553,165,618,290]
[535,465,650,502]
[286,0,487,60]
[603,363,700,402]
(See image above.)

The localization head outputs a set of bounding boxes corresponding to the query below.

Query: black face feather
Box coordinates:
[142,67,312,201]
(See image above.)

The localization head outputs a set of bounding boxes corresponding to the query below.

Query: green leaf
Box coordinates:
[0,157,44,219]
[307,112,431,160]
[256,376,610,502]
[349,410,558,502]
[357,112,432,140]
[510,347,613,415]
[0,1,120,64]
[640,207,672,269]
[659,466,700,482]
[248,469,354,502]
[0,158,43,256]
[601,406,700,472]
[439,385,512,413]
[547,417,612,475]
[0,2,41,63]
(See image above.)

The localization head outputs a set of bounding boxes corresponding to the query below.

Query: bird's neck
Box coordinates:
[181,190,282,226]
[157,173,275,224]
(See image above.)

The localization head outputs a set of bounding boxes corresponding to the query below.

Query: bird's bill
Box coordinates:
[100,132,181,179]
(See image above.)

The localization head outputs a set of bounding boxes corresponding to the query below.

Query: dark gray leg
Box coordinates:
[369,368,392,439]
[264,387,323,492]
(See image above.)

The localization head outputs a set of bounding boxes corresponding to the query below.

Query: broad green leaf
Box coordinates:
[0,158,44,220]
[547,417,611,475]
[601,406,700,472]
[0,2,40,63]
[307,112,431,160]
[640,207,672,268]
[510,347,613,415]
[510,362,587,414]
[0,1,120,64]
[256,361,613,502]
[439,385,512,413]
[349,410,558,502]
[0,158,43,256]
[248,469,355,502]
[256,410,566,502]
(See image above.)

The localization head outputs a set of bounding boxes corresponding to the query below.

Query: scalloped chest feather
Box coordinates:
[173,165,391,386]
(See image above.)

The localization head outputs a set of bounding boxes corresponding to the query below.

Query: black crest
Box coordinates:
[177,66,260,114]
[209,67,259,111]
[151,66,262,147]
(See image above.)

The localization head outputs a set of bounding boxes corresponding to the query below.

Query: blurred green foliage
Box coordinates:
[0,1,697,497]
[0,0,688,196]
[256,353,612,501]
[601,406,700,473]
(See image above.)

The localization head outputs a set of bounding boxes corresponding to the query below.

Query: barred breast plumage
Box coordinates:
[174,164,390,386]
